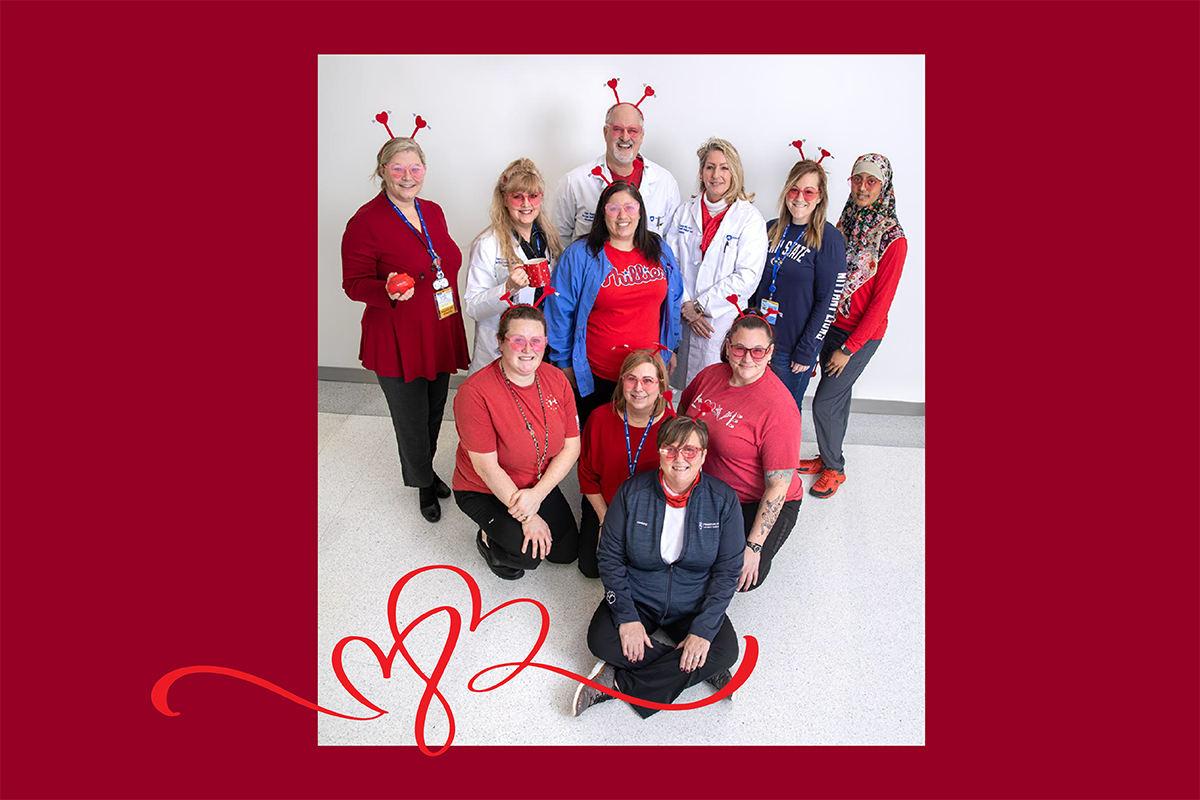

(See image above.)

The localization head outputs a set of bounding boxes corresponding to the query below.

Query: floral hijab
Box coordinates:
[835,153,905,316]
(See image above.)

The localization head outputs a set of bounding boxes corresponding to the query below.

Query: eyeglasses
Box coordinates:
[507,192,542,207]
[604,201,640,216]
[787,186,820,202]
[659,445,703,461]
[387,163,426,179]
[622,375,659,389]
[849,175,881,190]
[607,125,642,138]
[504,335,547,351]
[728,342,770,361]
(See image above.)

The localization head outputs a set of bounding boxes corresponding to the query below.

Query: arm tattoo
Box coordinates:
[754,470,793,541]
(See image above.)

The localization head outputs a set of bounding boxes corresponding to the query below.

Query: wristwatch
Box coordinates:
[840,344,853,356]
[693,300,705,316]
[746,542,763,554]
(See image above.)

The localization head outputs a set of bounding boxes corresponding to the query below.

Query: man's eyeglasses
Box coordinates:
[607,125,642,138]
[659,444,703,461]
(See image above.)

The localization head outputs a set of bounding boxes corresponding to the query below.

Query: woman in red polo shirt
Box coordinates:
[341,136,469,524]
[453,304,581,581]
[576,349,675,579]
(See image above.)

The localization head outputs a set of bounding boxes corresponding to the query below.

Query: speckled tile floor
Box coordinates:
[317,381,924,746]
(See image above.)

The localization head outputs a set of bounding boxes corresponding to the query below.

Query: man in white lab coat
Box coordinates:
[553,101,681,245]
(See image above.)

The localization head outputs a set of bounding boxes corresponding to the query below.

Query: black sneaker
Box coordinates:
[419,486,441,523]
[432,472,452,499]
[705,668,735,701]
[572,661,616,716]
[476,530,524,580]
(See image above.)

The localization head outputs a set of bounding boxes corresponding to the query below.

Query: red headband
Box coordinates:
[604,77,656,113]
[374,110,430,141]
[726,294,778,323]
[790,139,833,165]
[499,286,556,319]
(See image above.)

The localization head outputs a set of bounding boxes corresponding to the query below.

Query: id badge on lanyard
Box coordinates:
[389,197,455,313]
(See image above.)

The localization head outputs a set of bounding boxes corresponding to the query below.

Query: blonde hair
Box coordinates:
[767,160,829,252]
[483,158,563,270]
[373,138,425,186]
[696,137,754,204]
[609,350,669,419]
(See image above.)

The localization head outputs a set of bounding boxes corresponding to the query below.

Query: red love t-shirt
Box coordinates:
[585,244,668,381]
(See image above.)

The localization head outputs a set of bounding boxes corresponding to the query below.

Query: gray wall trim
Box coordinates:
[318,366,925,416]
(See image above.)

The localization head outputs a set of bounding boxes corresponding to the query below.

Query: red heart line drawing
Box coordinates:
[151,565,549,758]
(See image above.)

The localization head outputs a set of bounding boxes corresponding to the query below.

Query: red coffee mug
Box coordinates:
[387,273,415,295]
[524,258,551,288]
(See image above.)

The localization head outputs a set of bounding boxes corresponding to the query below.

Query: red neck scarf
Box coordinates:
[659,469,700,508]
[700,201,730,254]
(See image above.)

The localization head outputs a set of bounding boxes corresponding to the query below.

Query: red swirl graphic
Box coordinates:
[152,564,756,755]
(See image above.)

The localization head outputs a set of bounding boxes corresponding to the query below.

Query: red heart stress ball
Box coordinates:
[387,273,415,295]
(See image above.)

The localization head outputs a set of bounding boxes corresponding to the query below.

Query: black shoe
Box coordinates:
[419,486,441,523]
[705,668,736,701]
[572,661,616,716]
[432,472,451,499]
[476,530,524,580]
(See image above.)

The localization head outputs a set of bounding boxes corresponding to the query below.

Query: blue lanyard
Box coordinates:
[768,222,804,298]
[387,197,444,279]
[624,409,653,478]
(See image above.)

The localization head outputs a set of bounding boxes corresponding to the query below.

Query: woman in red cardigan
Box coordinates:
[800,153,908,499]
[576,349,674,579]
[341,136,470,522]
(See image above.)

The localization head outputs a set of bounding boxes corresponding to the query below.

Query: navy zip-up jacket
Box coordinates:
[751,219,847,367]
[597,470,744,642]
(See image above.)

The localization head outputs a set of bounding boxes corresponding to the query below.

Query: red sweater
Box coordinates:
[578,404,675,504]
[833,237,907,354]
[341,192,470,379]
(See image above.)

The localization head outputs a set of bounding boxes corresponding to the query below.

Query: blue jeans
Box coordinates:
[770,350,816,415]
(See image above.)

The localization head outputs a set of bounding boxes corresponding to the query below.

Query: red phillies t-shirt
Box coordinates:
[452,361,580,494]
[586,244,668,381]
[677,363,804,503]
[578,404,675,504]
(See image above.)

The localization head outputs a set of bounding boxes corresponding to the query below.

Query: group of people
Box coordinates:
[339,89,909,720]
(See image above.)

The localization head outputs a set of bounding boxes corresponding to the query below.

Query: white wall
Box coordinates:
[318,55,924,404]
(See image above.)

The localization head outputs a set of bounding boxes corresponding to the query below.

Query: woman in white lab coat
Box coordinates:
[464,158,564,375]
[665,138,768,389]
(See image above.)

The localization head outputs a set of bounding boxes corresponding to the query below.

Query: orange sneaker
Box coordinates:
[797,456,824,475]
[810,468,846,498]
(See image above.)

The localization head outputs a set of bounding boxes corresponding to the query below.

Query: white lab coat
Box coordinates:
[552,154,681,245]
[463,229,552,375]
[664,196,769,388]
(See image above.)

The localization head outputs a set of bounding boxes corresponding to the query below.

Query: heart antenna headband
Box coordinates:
[374,111,431,140]
[726,294,779,323]
[499,286,556,320]
[790,139,833,165]
[604,77,656,111]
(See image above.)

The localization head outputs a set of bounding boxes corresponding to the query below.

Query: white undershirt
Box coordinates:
[660,486,687,564]
[703,196,729,216]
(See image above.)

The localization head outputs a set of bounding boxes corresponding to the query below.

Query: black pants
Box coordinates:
[454,487,579,571]
[376,372,449,489]
[739,498,801,591]
[578,500,602,579]
[574,376,619,433]
[586,599,739,719]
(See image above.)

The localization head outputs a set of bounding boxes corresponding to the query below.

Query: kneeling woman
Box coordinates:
[573,416,744,717]
[452,302,580,580]
[576,349,675,579]
[678,307,804,592]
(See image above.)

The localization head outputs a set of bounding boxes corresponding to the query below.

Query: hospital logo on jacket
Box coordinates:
[676,223,695,235]
[605,589,616,605]
[600,263,666,289]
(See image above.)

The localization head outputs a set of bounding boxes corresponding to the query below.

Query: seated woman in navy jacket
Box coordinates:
[572,416,744,718]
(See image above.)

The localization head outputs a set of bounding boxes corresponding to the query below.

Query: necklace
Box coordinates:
[499,363,550,480]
